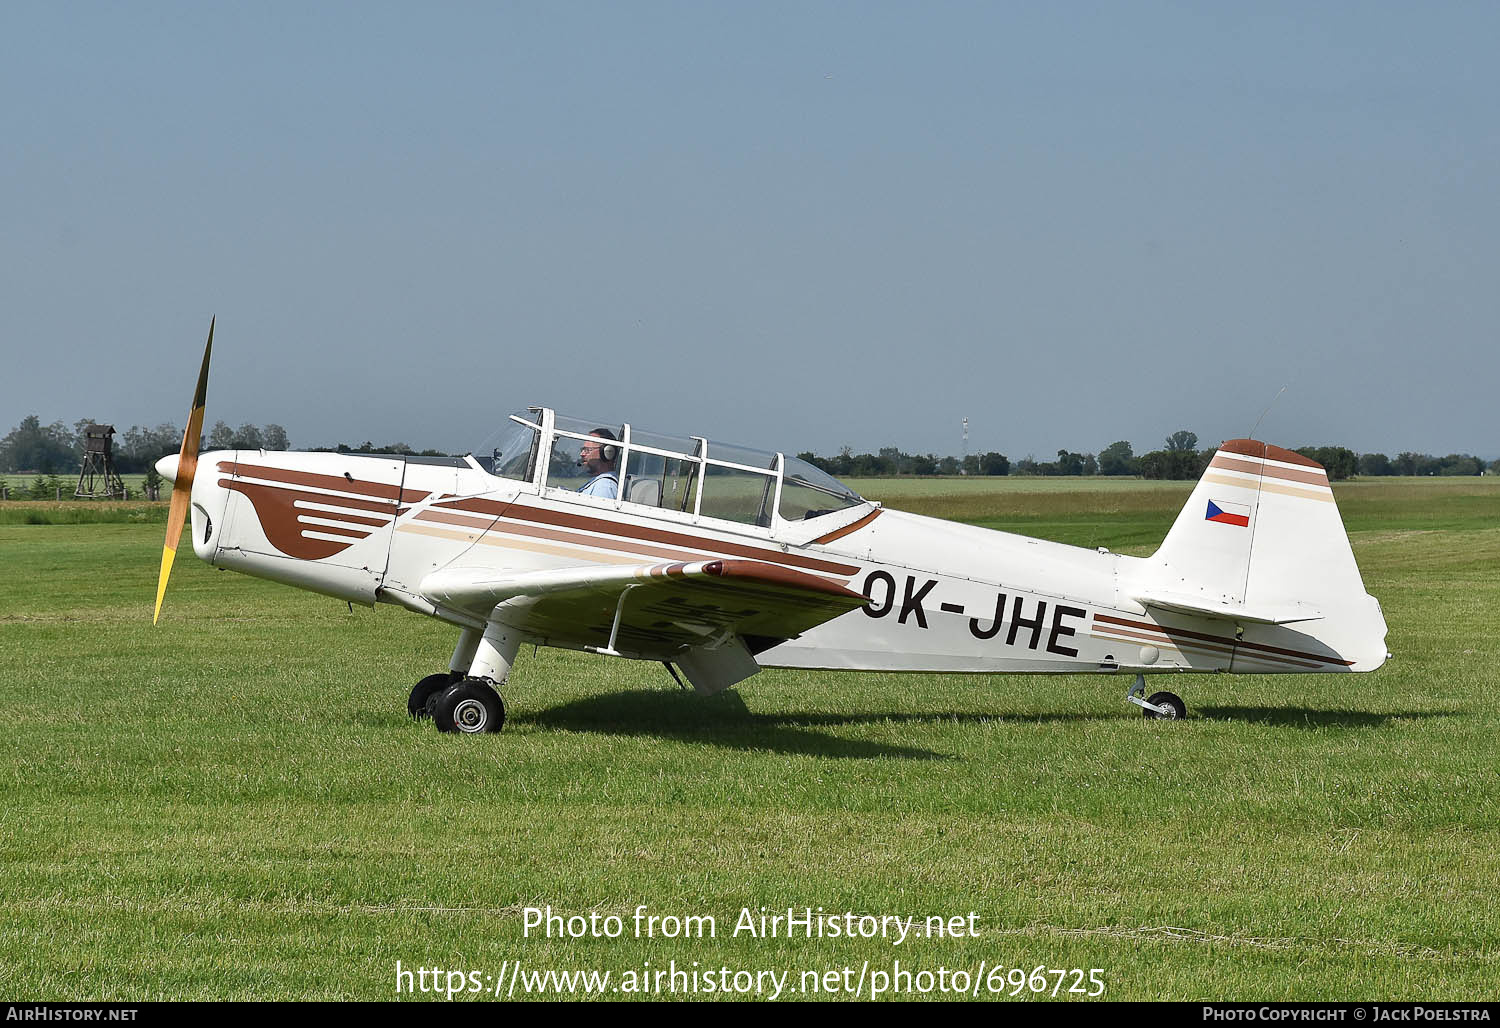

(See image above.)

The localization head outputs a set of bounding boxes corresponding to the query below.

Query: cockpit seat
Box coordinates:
[627,476,661,507]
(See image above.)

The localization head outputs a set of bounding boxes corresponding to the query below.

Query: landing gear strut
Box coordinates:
[1126,674,1186,720]
[408,623,517,733]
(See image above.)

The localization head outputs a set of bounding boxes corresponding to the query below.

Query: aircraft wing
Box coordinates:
[418,559,869,694]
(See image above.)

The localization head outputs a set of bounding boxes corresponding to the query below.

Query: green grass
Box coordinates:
[1,480,1497,1000]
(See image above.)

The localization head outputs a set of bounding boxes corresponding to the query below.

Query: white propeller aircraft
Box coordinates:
[153,323,1389,732]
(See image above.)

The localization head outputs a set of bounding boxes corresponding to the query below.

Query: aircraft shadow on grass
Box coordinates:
[1194,706,1456,729]
[515,688,1124,760]
[369,694,1452,751]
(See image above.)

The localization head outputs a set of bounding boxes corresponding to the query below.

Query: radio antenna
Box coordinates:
[1248,385,1287,441]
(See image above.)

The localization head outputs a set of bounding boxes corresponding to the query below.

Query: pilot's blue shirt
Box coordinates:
[579,472,618,499]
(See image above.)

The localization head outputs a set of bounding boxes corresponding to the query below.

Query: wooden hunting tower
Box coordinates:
[75,424,127,499]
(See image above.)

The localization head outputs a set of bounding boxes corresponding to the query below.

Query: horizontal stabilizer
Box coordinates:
[1132,589,1323,625]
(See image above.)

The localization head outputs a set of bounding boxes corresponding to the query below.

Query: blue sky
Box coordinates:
[3,1,1494,460]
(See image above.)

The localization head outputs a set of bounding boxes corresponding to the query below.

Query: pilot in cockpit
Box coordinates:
[577,428,620,499]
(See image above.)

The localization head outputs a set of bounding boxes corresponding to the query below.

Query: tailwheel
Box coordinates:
[432,678,506,734]
[408,671,463,719]
[1143,691,1187,720]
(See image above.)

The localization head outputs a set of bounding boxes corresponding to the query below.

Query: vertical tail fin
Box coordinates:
[1138,440,1387,669]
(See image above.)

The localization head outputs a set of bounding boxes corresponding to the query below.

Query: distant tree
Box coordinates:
[1055,450,1085,476]
[1295,446,1357,481]
[796,451,831,474]
[908,453,937,476]
[1138,448,1208,480]
[1437,454,1483,476]
[1165,430,1198,453]
[1098,440,1136,476]
[232,424,264,449]
[208,421,236,449]
[0,415,76,473]
[1327,447,1358,481]
[878,446,902,467]
[938,456,960,475]
[1358,452,1392,476]
[118,423,185,473]
[1082,453,1098,476]
[262,424,290,450]
[961,454,980,475]
[979,451,1009,476]
[830,446,854,477]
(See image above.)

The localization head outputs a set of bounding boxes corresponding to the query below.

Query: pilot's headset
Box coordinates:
[588,429,619,465]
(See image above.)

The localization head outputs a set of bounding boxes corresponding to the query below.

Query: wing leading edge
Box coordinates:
[419,559,869,694]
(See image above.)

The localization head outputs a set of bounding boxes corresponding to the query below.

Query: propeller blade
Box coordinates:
[153,318,213,625]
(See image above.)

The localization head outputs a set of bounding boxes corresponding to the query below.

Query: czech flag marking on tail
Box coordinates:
[1205,499,1250,528]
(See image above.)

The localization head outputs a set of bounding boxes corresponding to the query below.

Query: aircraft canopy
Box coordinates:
[474,409,867,530]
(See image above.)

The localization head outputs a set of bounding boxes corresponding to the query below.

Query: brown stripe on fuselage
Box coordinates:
[436,497,861,577]
[417,508,724,565]
[220,478,366,560]
[498,515,723,565]
[1094,614,1353,666]
[1092,623,1237,660]
[1209,454,1329,488]
[1090,625,1318,668]
[811,508,882,545]
[416,509,501,532]
[432,495,511,516]
[218,460,429,504]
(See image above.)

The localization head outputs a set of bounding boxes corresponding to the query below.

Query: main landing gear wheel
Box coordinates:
[408,671,463,719]
[1143,691,1187,720]
[432,678,506,734]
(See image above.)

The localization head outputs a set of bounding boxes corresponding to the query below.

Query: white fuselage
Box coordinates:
[187,449,1384,681]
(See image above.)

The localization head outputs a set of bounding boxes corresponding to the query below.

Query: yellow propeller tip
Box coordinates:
[154,544,178,624]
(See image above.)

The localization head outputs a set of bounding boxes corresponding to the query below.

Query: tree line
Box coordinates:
[799,431,1494,481]
[1,413,1492,483]
[0,415,290,475]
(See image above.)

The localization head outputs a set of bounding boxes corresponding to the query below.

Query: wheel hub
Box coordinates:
[453,697,488,732]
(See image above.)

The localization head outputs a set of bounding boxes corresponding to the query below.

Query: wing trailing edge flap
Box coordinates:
[674,633,762,697]
[418,559,869,692]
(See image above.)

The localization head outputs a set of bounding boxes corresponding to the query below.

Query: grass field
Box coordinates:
[1,478,1497,1000]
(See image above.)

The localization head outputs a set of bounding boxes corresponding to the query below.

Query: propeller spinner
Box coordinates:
[152,318,213,624]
